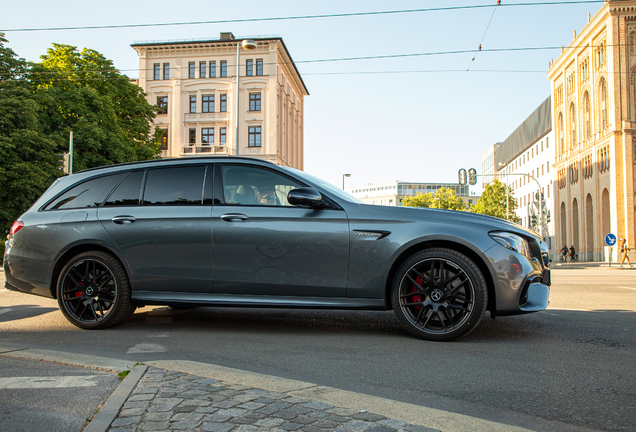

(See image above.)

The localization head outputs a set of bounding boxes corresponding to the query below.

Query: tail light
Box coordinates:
[9,220,24,236]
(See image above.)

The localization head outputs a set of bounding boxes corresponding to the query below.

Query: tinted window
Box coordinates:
[44,174,125,211]
[143,166,205,206]
[103,171,144,207]
[222,166,302,207]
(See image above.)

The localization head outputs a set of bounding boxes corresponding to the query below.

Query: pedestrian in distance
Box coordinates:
[618,238,632,268]
[569,245,577,262]
[560,245,569,262]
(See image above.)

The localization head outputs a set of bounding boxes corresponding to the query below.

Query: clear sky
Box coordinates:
[0,0,606,191]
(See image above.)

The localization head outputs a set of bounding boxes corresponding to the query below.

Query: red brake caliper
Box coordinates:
[75,281,84,297]
[410,276,423,312]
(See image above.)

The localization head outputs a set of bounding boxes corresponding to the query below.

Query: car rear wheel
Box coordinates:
[57,251,133,329]
[391,248,487,341]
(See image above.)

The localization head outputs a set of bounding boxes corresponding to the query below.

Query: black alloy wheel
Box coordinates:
[392,248,487,341]
[57,251,134,329]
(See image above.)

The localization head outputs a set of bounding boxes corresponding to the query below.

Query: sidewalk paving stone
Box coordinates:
[105,366,441,432]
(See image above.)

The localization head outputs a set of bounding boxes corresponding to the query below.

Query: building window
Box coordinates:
[200,61,206,78]
[583,154,593,179]
[159,128,168,150]
[246,60,253,76]
[220,94,227,112]
[202,95,214,113]
[600,78,608,130]
[568,161,579,184]
[220,61,227,77]
[209,61,216,78]
[547,162,550,173]
[157,96,168,114]
[584,91,590,140]
[202,128,214,145]
[249,93,261,111]
[163,63,170,80]
[189,95,197,113]
[546,137,549,148]
[153,63,161,80]
[570,102,576,149]
[220,127,226,145]
[248,126,261,147]
[599,146,610,172]
[256,59,263,76]
[189,128,196,145]
[558,112,564,156]
[188,62,195,79]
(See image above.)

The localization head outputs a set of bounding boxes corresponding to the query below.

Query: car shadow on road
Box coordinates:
[0,305,58,323]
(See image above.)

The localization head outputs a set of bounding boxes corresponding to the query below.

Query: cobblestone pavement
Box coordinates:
[108,367,439,432]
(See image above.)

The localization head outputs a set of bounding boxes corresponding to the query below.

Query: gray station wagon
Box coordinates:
[3,157,550,341]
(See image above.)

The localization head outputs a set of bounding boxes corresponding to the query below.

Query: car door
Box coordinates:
[98,165,214,293]
[211,164,349,297]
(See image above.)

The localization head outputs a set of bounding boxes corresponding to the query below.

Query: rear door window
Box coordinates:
[103,171,144,207]
[43,174,125,211]
[142,166,206,206]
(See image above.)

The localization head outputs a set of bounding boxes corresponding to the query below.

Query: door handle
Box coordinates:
[220,213,248,222]
[112,216,136,224]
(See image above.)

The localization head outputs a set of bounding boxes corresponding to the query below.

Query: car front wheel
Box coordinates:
[392,248,487,341]
[57,251,134,329]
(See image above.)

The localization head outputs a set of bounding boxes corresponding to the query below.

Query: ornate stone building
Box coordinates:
[132,32,308,169]
[548,0,636,262]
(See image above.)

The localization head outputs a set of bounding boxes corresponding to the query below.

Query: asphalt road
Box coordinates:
[1,267,635,431]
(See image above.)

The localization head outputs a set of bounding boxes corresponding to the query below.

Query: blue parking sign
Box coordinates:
[605,233,617,246]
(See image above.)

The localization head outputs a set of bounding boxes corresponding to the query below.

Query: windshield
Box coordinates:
[280,167,365,204]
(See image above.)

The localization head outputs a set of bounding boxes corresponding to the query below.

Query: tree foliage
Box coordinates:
[471,179,520,223]
[402,187,466,211]
[0,35,161,231]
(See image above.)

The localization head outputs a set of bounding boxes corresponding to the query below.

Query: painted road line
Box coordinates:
[0,375,98,389]
[0,348,131,372]
[617,286,636,290]
[126,343,167,354]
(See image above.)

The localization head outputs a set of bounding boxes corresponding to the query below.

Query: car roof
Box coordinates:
[76,157,276,174]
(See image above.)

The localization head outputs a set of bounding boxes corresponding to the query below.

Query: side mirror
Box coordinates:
[287,188,322,207]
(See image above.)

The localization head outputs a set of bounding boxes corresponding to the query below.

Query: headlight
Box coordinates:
[489,232,531,258]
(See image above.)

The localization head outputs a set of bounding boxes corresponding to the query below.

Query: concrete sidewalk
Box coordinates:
[550,260,635,270]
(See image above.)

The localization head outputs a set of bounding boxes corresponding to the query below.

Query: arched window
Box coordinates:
[584,91,590,140]
[558,112,565,156]
[570,102,576,149]
[600,78,608,130]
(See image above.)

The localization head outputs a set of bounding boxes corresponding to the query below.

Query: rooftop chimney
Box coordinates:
[220,32,235,41]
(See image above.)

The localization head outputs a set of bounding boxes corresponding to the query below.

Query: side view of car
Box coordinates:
[3,157,550,341]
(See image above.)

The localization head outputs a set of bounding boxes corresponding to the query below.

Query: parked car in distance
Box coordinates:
[3,157,551,341]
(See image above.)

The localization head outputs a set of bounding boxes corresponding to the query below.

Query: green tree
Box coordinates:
[402,187,466,211]
[30,44,161,171]
[0,33,61,232]
[471,179,520,222]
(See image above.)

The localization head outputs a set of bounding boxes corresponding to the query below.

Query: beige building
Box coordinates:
[548,0,636,262]
[132,32,308,169]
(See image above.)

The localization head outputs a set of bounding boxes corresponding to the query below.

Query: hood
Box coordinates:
[351,204,541,241]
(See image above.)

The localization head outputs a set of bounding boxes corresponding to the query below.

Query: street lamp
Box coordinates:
[434,196,441,209]
[235,39,257,157]
[342,173,351,190]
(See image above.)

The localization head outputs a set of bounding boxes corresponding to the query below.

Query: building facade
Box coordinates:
[492,97,556,257]
[548,1,636,262]
[132,32,308,169]
[346,181,477,208]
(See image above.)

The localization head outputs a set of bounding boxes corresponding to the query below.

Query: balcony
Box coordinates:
[184,113,228,122]
[181,145,233,156]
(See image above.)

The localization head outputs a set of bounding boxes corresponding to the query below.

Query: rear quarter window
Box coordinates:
[43,174,125,211]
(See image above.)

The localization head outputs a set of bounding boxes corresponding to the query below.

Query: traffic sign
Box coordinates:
[605,233,617,246]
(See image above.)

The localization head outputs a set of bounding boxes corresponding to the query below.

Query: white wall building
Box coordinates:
[491,97,557,257]
[346,181,477,208]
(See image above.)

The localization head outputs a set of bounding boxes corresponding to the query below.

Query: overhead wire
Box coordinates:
[0,1,610,33]
[466,1,500,71]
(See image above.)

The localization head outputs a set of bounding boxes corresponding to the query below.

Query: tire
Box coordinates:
[391,248,487,341]
[56,251,133,330]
